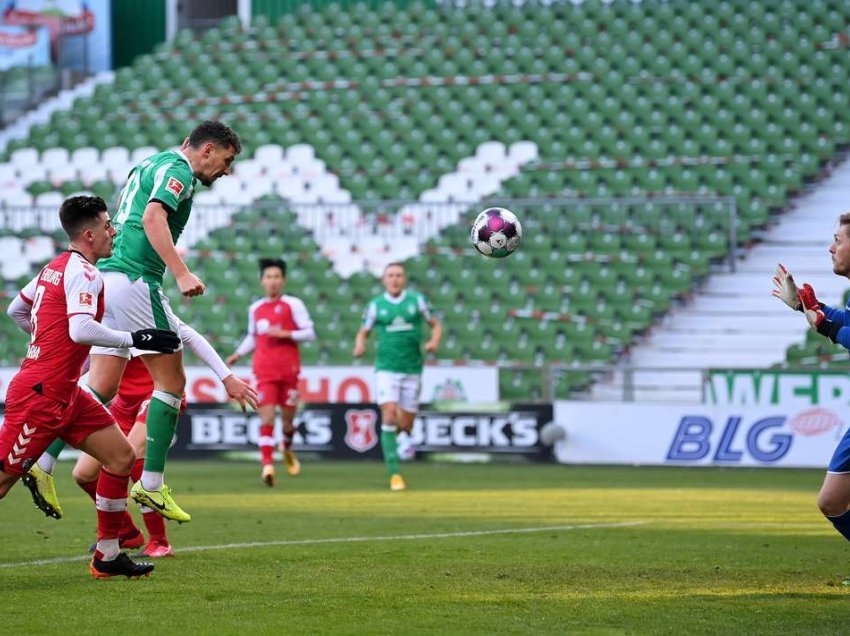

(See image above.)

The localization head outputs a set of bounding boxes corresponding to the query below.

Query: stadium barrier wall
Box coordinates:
[0,365,498,404]
[707,369,850,408]
[551,400,842,469]
[170,402,554,460]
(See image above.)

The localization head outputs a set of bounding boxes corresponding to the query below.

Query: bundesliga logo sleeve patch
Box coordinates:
[165,177,184,197]
[78,291,93,307]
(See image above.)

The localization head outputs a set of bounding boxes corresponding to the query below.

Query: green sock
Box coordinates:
[381,426,399,477]
[143,391,181,473]
[45,438,67,459]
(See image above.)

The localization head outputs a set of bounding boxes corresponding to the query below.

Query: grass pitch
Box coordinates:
[1,460,848,634]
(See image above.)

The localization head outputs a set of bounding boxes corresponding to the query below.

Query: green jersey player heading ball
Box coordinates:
[353,262,442,491]
[86,121,241,522]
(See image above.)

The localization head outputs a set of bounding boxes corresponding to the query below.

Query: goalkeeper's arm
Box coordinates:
[820,303,847,326]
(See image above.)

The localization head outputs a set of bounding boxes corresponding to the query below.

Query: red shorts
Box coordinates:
[257,379,299,408]
[135,395,188,426]
[0,381,115,476]
[109,393,146,435]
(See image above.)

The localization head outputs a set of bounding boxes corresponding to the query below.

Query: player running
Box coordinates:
[352,262,442,491]
[81,120,241,523]
[0,195,180,578]
[227,258,315,486]
[773,212,850,579]
[30,323,257,557]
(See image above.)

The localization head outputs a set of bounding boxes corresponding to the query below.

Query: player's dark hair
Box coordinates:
[840,213,850,234]
[384,262,405,273]
[59,195,108,240]
[188,120,242,155]
[259,257,286,277]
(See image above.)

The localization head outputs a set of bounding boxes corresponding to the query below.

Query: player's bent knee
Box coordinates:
[103,445,136,475]
[817,491,850,517]
[72,466,98,485]
[381,405,398,426]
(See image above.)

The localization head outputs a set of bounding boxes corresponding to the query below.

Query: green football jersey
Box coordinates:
[362,290,433,374]
[99,149,197,285]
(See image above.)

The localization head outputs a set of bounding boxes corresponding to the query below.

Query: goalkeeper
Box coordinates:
[773,214,850,560]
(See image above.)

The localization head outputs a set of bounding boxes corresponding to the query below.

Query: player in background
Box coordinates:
[773,212,850,579]
[82,120,240,523]
[0,195,180,578]
[352,262,442,491]
[227,258,315,486]
[30,324,257,557]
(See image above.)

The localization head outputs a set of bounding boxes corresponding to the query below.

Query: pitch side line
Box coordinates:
[0,521,648,569]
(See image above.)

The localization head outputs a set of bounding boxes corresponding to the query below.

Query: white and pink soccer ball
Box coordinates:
[470,207,522,258]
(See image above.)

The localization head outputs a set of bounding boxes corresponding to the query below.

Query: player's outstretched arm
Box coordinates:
[142,202,205,297]
[798,283,848,346]
[772,263,802,311]
[425,317,442,353]
[68,314,180,353]
[221,375,259,412]
[353,327,370,357]
[226,333,255,365]
[180,322,258,411]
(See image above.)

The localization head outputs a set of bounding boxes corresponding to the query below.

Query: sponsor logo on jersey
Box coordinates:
[344,409,378,453]
[166,177,184,197]
[78,291,93,307]
[386,316,413,332]
[40,268,62,285]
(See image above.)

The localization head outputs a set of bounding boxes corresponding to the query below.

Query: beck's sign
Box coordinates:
[171,403,553,460]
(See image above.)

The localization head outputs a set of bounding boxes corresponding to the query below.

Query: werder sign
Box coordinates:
[707,369,850,407]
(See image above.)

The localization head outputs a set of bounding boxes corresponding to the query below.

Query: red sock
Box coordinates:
[259,424,274,465]
[131,457,144,484]
[282,430,294,451]
[143,510,168,544]
[95,468,129,542]
[77,479,98,501]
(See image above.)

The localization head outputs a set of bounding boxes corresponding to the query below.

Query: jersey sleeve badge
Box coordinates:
[166,177,184,197]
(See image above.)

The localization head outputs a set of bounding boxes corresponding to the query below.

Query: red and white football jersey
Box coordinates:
[15,250,105,402]
[246,295,312,382]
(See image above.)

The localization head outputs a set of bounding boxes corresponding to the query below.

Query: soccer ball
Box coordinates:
[470,207,522,258]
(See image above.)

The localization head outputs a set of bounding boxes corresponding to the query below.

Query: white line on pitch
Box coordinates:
[0,521,648,569]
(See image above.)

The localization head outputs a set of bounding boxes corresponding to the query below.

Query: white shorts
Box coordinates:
[375,371,421,412]
[90,271,183,359]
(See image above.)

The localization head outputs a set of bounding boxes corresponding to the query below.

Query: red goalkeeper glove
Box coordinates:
[798,283,840,341]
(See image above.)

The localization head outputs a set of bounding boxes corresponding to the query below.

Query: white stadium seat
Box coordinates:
[70,147,100,167]
[130,146,158,164]
[10,147,39,168]
[101,146,130,166]
[254,144,285,166]
[41,147,70,167]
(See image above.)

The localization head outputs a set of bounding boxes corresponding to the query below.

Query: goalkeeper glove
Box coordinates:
[798,283,841,342]
[771,263,801,311]
[131,329,181,353]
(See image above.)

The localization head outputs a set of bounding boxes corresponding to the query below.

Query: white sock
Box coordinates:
[96,539,120,561]
[141,471,163,491]
[37,453,56,474]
